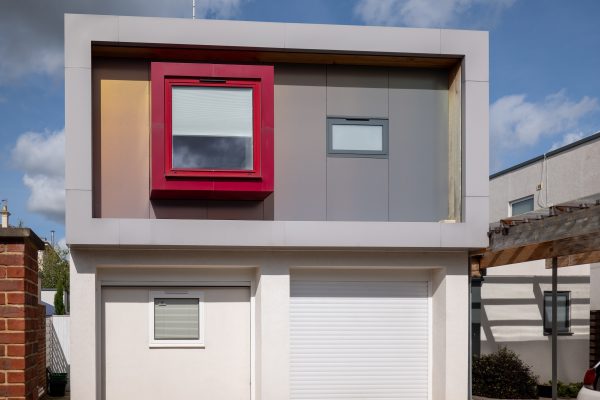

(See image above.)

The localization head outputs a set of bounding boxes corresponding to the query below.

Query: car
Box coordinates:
[578,361,600,399]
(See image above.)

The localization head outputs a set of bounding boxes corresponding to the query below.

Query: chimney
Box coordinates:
[1,199,10,228]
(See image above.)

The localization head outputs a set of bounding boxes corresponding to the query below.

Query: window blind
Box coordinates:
[172,86,253,138]
[154,298,200,340]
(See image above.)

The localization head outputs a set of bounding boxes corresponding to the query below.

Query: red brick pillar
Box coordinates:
[0,229,45,400]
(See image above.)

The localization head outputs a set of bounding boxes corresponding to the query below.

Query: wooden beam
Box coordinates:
[545,250,600,268]
[480,232,600,268]
[447,63,462,222]
[92,44,461,69]
[489,206,600,252]
[470,255,481,278]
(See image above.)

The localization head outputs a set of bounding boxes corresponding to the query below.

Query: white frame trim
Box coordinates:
[428,280,433,400]
[148,289,205,348]
[508,194,534,217]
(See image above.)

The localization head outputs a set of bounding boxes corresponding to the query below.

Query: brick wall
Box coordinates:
[0,229,45,400]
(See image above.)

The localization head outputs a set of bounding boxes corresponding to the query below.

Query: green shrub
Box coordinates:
[54,280,65,315]
[473,347,538,399]
[544,381,582,398]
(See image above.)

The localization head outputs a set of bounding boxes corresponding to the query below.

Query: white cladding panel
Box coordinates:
[290,281,429,400]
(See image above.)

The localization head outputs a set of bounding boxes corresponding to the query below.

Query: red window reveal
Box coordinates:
[150,62,274,200]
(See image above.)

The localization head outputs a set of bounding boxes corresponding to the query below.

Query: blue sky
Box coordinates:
[1,0,599,243]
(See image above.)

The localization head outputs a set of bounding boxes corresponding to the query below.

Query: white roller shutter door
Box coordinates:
[290,280,429,400]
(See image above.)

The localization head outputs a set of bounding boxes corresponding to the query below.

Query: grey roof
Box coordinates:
[490,130,600,180]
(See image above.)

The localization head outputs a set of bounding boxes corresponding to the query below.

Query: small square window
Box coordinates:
[510,195,534,216]
[543,291,571,335]
[149,290,204,347]
[327,118,388,157]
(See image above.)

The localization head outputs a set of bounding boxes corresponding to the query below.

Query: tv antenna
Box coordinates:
[192,0,196,19]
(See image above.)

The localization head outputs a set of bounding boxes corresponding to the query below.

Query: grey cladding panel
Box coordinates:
[326,65,388,118]
[326,157,389,221]
[388,69,449,222]
[274,64,327,220]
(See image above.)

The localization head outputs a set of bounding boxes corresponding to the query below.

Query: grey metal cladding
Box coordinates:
[326,157,389,221]
[388,69,449,222]
[273,64,327,221]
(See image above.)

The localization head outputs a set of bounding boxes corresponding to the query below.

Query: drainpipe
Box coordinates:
[1,200,10,228]
[552,256,558,400]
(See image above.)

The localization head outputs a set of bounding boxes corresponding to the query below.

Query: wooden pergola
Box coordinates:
[470,198,600,400]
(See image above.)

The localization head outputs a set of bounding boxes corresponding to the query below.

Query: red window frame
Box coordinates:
[151,62,274,200]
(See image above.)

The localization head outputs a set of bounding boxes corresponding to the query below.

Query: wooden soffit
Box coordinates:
[471,204,600,269]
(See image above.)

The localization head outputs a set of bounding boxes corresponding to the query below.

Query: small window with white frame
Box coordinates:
[149,289,205,347]
[327,117,388,157]
[510,195,534,216]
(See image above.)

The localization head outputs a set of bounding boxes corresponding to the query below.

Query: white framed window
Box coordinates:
[148,289,205,348]
[509,195,534,216]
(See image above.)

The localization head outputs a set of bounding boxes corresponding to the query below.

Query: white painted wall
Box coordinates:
[69,249,469,400]
[482,260,591,382]
[490,137,600,222]
[592,263,600,311]
[103,287,251,400]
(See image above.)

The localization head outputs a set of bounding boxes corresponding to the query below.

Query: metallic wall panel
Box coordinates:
[388,69,449,222]
[326,65,388,118]
[274,65,327,220]
[93,59,151,219]
[326,157,389,221]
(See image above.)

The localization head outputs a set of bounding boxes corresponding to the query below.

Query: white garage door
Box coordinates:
[290,280,429,400]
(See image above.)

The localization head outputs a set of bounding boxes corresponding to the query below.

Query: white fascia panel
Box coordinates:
[463,80,489,198]
[65,67,92,191]
[441,197,489,248]
[440,29,489,82]
[65,14,118,69]
[117,16,286,49]
[284,22,441,55]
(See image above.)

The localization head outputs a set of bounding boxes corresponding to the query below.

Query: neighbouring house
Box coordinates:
[65,14,489,400]
[478,131,600,383]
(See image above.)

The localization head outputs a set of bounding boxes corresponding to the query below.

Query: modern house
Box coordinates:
[65,14,489,400]
[479,132,600,382]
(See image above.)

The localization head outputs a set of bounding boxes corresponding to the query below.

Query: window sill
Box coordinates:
[149,342,206,348]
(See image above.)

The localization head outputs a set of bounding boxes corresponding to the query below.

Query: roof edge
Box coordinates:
[490,130,600,180]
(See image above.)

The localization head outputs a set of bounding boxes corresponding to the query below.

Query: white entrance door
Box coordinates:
[102,287,251,400]
[290,280,429,400]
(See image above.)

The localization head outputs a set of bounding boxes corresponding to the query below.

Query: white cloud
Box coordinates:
[0,0,244,84]
[11,130,65,224]
[491,90,599,149]
[549,132,585,151]
[354,0,515,28]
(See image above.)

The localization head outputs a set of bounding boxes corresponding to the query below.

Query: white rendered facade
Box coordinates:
[65,14,489,400]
